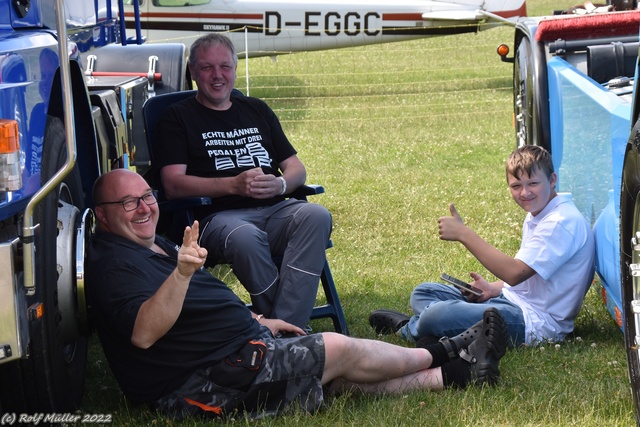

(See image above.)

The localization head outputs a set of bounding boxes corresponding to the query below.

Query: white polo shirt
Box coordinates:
[502,193,595,345]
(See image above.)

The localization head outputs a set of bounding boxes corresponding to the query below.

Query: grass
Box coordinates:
[79,1,636,425]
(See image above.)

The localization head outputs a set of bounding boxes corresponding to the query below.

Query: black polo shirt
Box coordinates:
[86,231,261,402]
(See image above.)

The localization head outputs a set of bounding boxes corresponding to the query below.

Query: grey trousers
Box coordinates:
[199,199,332,328]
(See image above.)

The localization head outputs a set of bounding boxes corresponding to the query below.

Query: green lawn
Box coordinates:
[79,1,637,425]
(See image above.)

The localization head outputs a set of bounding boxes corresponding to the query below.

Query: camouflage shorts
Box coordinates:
[154,329,326,420]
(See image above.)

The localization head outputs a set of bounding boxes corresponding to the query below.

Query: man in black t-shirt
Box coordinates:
[155,33,331,329]
[87,169,508,419]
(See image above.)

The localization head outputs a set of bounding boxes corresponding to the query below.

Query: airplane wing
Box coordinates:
[422,10,519,26]
[422,0,526,26]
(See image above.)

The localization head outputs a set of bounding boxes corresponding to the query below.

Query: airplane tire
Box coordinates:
[0,116,88,412]
[620,118,640,425]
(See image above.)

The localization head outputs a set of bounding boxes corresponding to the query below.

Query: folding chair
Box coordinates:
[142,90,349,335]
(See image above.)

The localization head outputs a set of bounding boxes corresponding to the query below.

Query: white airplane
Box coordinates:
[123,0,527,57]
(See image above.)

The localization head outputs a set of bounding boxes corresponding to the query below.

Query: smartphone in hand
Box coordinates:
[440,273,483,297]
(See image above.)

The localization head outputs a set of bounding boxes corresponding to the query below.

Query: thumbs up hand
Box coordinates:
[438,203,466,241]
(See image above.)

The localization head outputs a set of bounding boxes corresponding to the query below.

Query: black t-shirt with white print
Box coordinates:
[155,94,296,213]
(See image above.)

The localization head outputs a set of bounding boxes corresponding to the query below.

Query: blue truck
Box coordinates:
[0,0,188,413]
[498,2,640,422]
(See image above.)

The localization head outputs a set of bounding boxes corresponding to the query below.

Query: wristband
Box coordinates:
[256,314,264,322]
[277,176,287,195]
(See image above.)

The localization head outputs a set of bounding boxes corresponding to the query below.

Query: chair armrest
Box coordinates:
[158,186,323,209]
[289,184,325,200]
[159,197,212,212]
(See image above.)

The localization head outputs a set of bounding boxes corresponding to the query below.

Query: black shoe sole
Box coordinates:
[465,307,509,386]
[481,307,509,359]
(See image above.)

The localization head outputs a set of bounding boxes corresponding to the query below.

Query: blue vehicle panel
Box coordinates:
[0,2,125,221]
[545,56,632,327]
[0,33,58,220]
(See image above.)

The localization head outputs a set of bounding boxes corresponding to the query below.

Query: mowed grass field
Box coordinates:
[79,1,637,425]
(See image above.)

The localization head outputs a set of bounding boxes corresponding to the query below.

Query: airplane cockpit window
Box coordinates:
[154,0,211,6]
[123,0,212,8]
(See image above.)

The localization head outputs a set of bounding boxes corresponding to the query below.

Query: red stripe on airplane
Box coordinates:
[382,13,423,21]
[493,3,528,19]
[124,12,262,20]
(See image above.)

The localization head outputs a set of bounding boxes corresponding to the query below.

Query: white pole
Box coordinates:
[244,27,249,96]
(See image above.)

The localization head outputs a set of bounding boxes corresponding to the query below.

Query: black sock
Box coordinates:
[441,358,472,389]
[415,335,440,348]
[422,341,450,368]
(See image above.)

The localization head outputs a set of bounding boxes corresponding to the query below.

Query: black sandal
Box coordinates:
[459,308,509,386]
[369,309,410,334]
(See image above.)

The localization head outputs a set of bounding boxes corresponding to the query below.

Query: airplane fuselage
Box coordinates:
[124,0,526,57]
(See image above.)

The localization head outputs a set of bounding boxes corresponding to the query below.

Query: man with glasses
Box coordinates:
[86,168,509,420]
[95,191,158,212]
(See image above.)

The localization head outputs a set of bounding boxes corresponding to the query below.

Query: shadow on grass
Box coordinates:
[572,281,623,346]
[79,280,632,425]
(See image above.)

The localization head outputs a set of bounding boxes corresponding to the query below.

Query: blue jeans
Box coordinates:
[398,282,526,347]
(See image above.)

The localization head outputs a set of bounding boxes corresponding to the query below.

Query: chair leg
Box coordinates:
[310,259,349,335]
[245,255,348,335]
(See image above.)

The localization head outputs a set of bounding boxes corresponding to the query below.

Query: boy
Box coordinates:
[370,145,595,347]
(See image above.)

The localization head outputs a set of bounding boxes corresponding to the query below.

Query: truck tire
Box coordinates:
[513,35,550,152]
[0,116,88,412]
[620,118,640,425]
[514,36,536,148]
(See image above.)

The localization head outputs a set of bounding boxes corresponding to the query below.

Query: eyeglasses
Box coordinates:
[96,190,158,212]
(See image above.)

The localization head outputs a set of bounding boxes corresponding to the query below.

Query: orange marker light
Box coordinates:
[0,119,22,191]
[0,119,19,153]
[28,303,44,321]
[496,44,510,58]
